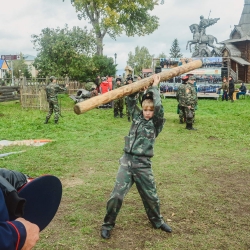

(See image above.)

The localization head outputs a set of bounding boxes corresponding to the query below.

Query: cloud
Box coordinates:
[0,0,245,72]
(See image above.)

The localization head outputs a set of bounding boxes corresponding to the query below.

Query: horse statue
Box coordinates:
[186,24,221,57]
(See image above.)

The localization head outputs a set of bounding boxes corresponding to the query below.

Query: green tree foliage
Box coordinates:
[91,55,116,77]
[169,39,183,58]
[158,52,167,59]
[65,0,161,55]
[31,25,97,79]
[127,46,153,75]
[156,52,167,66]
[12,54,32,78]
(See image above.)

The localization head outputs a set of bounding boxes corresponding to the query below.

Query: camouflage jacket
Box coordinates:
[176,83,187,106]
[113,82,123,90]
[114,82,124,101]
[46,83,67,102]
[185,83,198,107]
[124,86,165,158]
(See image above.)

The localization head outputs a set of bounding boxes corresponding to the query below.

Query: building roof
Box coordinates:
[223,44,242,57]
[238,0,250,36]
[231,56,250,66]
[222,35,250,43]
[224,1,250,43]
[0,59,10,70]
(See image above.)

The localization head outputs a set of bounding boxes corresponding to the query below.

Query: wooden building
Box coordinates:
[0,59,10,79]
[221,0,250,82]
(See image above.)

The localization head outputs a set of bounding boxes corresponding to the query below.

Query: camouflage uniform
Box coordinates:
[185,81,198,128]
[102,86,167,231]
[45,81,67,123]
[176,82,187,123]
[124,76,134,121]
[113,80,124,118]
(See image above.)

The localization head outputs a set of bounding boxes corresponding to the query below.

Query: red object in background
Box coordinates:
[100,81,110,94]
[107,77,113,90]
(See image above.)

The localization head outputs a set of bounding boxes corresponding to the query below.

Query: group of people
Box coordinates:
[1,74,172,249]
[176,75,198,130]
[113,74,143,122]
[218,76,247,102]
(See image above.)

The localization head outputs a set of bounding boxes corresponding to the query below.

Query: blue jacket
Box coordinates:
[0,189,26,250]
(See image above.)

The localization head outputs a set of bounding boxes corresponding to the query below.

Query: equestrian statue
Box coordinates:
[186,15,222,57]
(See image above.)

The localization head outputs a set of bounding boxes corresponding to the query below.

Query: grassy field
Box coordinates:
[0,94,250,250]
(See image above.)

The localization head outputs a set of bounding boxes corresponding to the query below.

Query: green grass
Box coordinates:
[0,95,250,250]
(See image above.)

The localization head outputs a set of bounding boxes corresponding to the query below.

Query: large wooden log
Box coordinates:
[74,59,202,115]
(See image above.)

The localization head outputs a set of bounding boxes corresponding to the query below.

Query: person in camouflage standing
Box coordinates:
[101,74,172,240]
[176,75,189,124]
[184,75,198,130]
[44,76,68,124]
[113,77,124,118]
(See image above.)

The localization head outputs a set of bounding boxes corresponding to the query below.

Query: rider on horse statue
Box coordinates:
[199,15,220,43]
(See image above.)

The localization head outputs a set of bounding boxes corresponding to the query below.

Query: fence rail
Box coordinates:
[0,77,85,107]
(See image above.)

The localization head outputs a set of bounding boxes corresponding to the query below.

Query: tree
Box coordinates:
[169,39,183,58]
[91,55,116,77]
[12,54,32,78]
[66,0,161,55]
[156,52,167,67]
[31,25,96,78]
[158,52,167,59]
[127,46,153,75]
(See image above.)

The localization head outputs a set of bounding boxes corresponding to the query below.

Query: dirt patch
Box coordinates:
[207,136,218,140]
[61,177,84,188]
[39,169,250,249]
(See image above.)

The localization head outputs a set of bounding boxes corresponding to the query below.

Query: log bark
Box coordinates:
[74,59,202,115]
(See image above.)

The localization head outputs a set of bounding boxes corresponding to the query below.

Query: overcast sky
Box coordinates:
[0,0,244,73]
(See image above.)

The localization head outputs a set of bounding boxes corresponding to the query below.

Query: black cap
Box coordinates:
[141,92,153,105]
[116,77,121,82]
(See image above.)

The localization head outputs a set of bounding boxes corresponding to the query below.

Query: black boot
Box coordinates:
[186,123,196,130]
[101,229,111,239]
[114,111,118,118]
[44,118,49,124]
[159,223,172,233]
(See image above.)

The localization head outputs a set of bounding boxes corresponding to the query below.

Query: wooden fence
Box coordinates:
[0,76,86,110]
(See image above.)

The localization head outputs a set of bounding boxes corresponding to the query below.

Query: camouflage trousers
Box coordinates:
[179,105,186,122]
[185,107,195,124]
[114,98,124,115]
[102,153,164,230]
[179,106,195,124]
[46,100,60,122]
[125,97,131,119]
